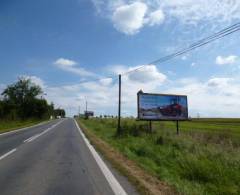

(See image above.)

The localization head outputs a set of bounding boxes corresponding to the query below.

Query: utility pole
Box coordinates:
[78,106,80,116]
[86,101,88,112]
[117,74,122,135]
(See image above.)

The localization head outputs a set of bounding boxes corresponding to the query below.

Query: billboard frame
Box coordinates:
[137,91,188,121]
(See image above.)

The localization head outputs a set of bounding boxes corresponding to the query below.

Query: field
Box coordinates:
[79,118,240,195]
[0,119,47,134]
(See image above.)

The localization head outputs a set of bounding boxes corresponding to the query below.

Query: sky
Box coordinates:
[0,0,240,117]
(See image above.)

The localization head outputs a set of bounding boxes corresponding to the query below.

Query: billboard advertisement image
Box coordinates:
[137,92,188,120]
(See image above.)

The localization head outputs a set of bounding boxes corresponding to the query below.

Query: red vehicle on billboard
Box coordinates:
[159,98,182,117]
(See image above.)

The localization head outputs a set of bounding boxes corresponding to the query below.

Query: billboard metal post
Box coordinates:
[176,120,179,135]
[117,74,122,135]
[149,120,152,133]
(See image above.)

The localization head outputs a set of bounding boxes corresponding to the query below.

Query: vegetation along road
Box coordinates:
[78,118,240,195]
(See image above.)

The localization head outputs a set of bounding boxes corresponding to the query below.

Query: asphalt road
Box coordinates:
[0,118,137,195]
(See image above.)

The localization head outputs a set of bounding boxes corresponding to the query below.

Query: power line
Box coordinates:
[122,22,240,76]
[69,22,240,85]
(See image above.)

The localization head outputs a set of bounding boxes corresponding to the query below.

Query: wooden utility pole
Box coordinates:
[117,74,122,135]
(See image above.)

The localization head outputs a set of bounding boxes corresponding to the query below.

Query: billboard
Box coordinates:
[84,111,94,118]
[137,92,188,120]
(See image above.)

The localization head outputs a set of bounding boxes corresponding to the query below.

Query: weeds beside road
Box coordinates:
[79,118,240,195]
[0,119,47,134]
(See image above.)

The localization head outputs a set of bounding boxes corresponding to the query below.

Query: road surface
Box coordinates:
[0,118,137,195]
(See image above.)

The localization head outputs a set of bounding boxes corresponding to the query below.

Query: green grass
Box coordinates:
[0,119,47,134]
[79,118,240,195]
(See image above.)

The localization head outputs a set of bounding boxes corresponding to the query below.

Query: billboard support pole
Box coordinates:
[117,74,122,135]
[149,120,152,133]
[176,120,179,135]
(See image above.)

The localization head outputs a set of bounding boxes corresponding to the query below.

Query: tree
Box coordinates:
[2,78,42,104]
[54,109,66,118]
[1,77,52,120]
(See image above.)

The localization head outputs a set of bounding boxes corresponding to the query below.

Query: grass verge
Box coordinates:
[78,118,240,195]
[77,119,176,195]
[0,118,48,134]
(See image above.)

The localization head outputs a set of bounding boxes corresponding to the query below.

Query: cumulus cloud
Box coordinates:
[146,9,165,26]
[165,76,240,117]
[54,58,95,77]
[26,71,240,117]
[33,64,167,116]
[158,0,240,24]
[110,2,166,34]
[112,2,148,35]
[207,77,232,87]
[92,0,240,34]
[47,75,240,117]
[23,75,46,88]
[215,55,238,65]
[191,62,196,67]
[127,65,167,83]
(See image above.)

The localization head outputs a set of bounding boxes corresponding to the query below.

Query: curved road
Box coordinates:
[0,118,137,195]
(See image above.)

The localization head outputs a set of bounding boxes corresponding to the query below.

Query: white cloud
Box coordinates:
[181,55,187,60]
[146,9,165,26]
[47,74,240,117]
[112,2,148,35]
[165,76,240,117]
[35,64,167,116]
[127,65,167,83]
[92,0,240,34]
[215,55,238,65]
[191,62,196,67]
[99,78,113,86]
[23,72,240,118]
[54,58,95,77]
[54,58,77,66]
[158,0,240,24]
[110,2,166,34]
[207,77,232,87]
[0,84,6,98]
[23,75,46,88]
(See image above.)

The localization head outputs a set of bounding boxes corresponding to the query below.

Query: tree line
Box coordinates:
[0,78,65,120]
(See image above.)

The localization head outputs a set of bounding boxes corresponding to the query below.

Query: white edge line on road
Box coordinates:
[0,148,17,161]
[74,120,127,195]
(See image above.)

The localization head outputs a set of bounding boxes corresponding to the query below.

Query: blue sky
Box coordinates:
[1,0,240,117]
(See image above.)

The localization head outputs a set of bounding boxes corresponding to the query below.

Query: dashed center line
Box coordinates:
[0,149,17,161]
[23,120,63,143]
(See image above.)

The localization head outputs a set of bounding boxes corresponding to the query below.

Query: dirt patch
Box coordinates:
[78,121,176,195]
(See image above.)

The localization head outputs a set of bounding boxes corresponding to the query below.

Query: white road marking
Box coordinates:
[0,148,17,161]
[0,120,52,137]
[24,134,39,142]
[74,120,127,195]
[23,120,64,143]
